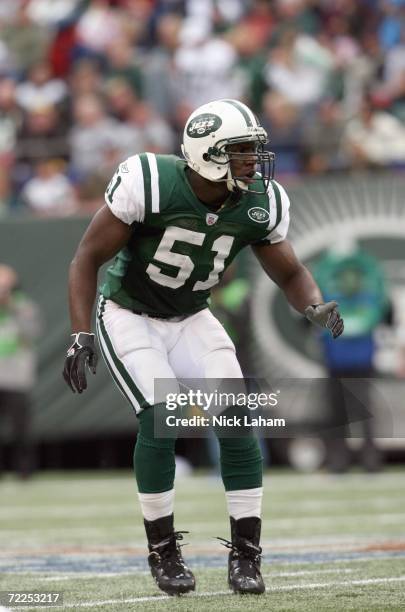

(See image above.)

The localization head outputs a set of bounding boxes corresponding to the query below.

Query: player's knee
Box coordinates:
[137,404,176,450]
[201,348,243,379]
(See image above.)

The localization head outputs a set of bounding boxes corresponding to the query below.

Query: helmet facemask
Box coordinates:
[205,136,275,195]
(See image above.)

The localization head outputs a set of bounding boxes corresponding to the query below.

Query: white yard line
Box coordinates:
[8,575,405,610]
[272,575,405,590]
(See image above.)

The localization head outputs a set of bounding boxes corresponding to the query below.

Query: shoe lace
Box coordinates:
[216,536,262,573]
[150,531,190,575]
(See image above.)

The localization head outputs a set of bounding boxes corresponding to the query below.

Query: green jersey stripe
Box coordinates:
[269,180,282,232]
[139,153,152,215]
[97,297,149,411]
[146,152,160,213]
[222,99,253,127]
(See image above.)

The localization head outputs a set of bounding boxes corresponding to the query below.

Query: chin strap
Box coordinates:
[226,168,249,192]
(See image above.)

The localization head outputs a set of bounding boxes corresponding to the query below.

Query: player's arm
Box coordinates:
[69,205,131,332]
[252,240,321,313]
[252,240,344,338]
[64,205,131,393]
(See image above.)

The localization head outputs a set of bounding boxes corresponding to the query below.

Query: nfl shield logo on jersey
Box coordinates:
[206,213,218,226]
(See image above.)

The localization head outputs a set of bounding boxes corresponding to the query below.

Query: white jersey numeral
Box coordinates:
[146,226,205,289]
[146,226,234,290]
[193,235,234,291]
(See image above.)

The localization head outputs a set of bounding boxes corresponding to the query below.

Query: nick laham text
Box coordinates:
[166,415,286,428]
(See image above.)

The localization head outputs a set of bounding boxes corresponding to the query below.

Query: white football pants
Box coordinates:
[96,297,243,413]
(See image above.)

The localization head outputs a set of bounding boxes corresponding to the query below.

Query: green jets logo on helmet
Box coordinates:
[186,113,222,138]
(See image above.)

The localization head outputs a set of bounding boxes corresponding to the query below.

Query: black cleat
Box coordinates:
[218,516,265,595]
[144,514,195,596]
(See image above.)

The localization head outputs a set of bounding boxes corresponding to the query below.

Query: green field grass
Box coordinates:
[1,469,405,611]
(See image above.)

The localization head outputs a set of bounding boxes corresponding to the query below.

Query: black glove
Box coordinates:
[304,301,344,339]
[63,332,98,393]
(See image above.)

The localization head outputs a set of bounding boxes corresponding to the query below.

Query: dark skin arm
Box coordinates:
[69,205,131,332]
[252,240,323,313]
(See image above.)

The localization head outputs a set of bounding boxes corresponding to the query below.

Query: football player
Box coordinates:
[63,99,343,596]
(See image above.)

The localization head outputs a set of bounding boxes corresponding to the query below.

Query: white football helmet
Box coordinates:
[181,99,275,194]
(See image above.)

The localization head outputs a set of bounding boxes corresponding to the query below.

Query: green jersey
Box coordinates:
[101,154,290,317]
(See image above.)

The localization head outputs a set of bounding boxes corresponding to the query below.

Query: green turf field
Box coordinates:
[1,469,405,611]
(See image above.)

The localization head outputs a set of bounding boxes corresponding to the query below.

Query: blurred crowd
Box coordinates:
[0,0,405,218]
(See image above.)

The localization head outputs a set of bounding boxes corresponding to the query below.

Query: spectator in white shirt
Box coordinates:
[343,96,405,168]
[21,158,78,216]
[16,61,67,113]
